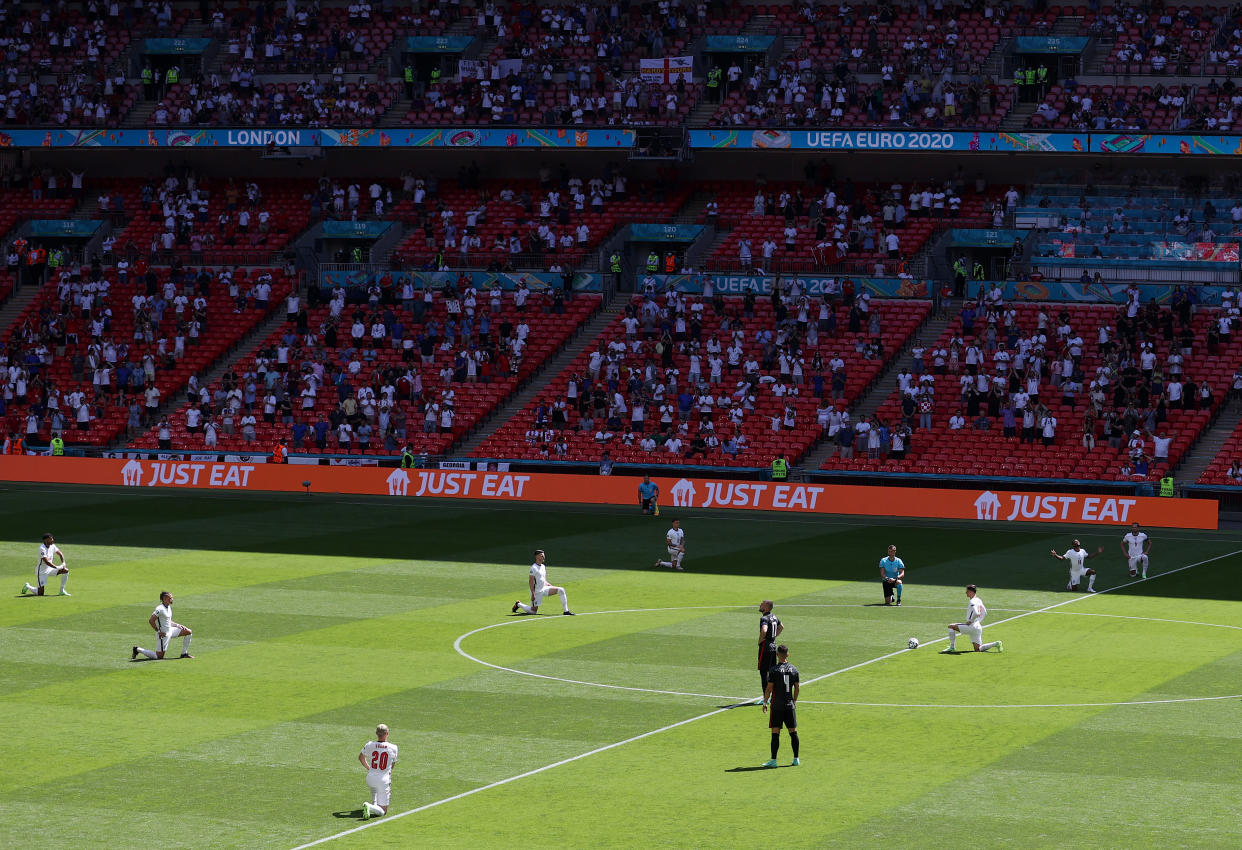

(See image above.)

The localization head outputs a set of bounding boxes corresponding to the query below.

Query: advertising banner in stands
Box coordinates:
[0,457,1216,529]
[704,35,776,51]
[947,229,1026,247]
[630,224,705,242]
[650,274,930,297]
[0,128,635,149]
[689,129,1090,152]
[639,56,694,84]
[143,38,212,54]
[405,36,474,52]
[1149,242,1240,262]
[968,280,1232,305]
[320,221,394,239]
[318,269,603,293]
[28,220,102,237]
[1092,134,1242,155]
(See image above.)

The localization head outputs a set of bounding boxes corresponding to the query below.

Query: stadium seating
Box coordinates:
[474,294,930,466]
[131,290,602,455]
[820,301,1239,481]
[2,266,293,446]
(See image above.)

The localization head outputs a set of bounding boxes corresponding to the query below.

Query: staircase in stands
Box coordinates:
[1171,397,1242,486]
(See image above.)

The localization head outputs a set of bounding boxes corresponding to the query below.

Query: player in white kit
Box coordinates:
[512,550,574,615]
[1051,538,1104,591]
[132,591,194,660]
[943,584,1002,653]
[655,518,685,570]
[358,723,398,819]
[1119,522,1151,578]
[21,533,70,596]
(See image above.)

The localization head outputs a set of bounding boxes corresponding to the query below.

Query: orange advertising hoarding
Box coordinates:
[0,456,1217,529]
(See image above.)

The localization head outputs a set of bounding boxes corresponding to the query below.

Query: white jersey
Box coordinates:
[38,542,62,568]
[360,740,398,776]
[530,561,548,590]
[966,596,986,624]
[1063,547,1088,573]
[1122,532,1149,558]
[153,602,174,633]
[666,527,685,549]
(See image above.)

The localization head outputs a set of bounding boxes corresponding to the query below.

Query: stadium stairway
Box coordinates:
[1170,397,1242,486]
[796,300,956,473]
[452,291,629,457]
[0,278,49,333]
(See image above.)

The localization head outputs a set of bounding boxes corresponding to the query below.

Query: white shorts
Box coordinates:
[366,774,391,806]
[1069,565,1090,584]
[667,546,683,561]
[956,623,983,645]
[1127,555,1148,572]
[37,564,64,585]
[533,585,560,607]
[157,625,185,653]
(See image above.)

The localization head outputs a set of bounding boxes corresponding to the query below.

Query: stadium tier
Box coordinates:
[1198,414,1242,485]
[473,294,929,465]
[820,301,1239,481]
[129,289,601,454]
[3,265,292,446]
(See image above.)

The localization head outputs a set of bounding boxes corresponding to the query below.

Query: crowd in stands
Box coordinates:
[821,281,1242,481]
[151,73,399,126]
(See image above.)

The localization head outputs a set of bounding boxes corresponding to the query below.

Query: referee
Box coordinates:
[638,475,659,515]
[762,644,800,767]
[757,600,783,697]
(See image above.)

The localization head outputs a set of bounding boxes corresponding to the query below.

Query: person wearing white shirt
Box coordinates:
[512,549,572,615]
[1051,538,1104,592]
[21,532,70,597]
[1040,414,1057,446]
[943,584,1001,653]
[656,518,686,571]
[948,412,965,430]
[133,591,193,660]
[1120,521,1151,579]
[358,724,399,818]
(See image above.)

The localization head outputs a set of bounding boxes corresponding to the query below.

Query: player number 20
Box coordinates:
[370,751,389,770]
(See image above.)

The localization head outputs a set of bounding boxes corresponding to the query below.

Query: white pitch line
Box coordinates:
[286,704,734,850]
[794,694,1242,709]
[1045,610,1242,631]
[292,548,1242,849]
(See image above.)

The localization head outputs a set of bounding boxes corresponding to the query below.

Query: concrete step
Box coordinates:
[796,303,954,472]
[0,278,49,336]
[451,292,629,456]
[1172,398,1242,484]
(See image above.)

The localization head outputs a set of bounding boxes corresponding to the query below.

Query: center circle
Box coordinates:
[453,605,1242,710]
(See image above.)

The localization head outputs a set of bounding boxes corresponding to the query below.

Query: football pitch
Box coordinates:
[2,484,1241,849]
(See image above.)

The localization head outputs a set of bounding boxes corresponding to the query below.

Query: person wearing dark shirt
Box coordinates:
[757,600,783,698]
[762,644,800,767]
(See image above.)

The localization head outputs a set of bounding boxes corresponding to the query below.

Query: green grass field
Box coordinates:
[2,484,1241,849]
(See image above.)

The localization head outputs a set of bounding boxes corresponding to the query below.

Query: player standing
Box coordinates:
[1051,538,1104,591]
[21,533,70,596]
[761,644,800,767]
[879,544,905,605]
[512,550,574,615]
[655,518,685,570]
[358,723,398,819]
[757,600,783,698]
[942,584,1002,653]
[1120,522,1151,579]
[132,591,194,660]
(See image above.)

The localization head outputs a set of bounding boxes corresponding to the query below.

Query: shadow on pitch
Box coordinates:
[726,765,792,772]
[332,809,367,820]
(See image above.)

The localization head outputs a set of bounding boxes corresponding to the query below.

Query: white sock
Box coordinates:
[1087,574,1096,590]
[60,573,68,592]
[558,587,569,612]
[980,641,998,651]
[138,647,158,660]
[658,561,672,567]
[517,603,534,614]
[182,634,192,654]
[947,630,956,649]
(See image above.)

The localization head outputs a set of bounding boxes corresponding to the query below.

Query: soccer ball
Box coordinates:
[907,637,920,650]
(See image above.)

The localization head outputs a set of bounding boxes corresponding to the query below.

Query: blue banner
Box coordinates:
[405,36,473,53]
[28,219,102,237]
[630,224,705,242]
[947,229,1026,248]
[689,129,1089,152]
[321,221,393,239]
[704,35,775,52]
[143,38,212,54]
[1015,36,1089,53]
[0,128,635,149]
[970,280,1229,305]
[1093,133,1242,155]
[646,274,930,298]
[319,270,603,293]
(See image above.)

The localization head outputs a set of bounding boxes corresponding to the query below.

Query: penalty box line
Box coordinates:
[290,547,1242,849]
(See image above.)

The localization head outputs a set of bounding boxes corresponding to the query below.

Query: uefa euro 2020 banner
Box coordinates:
[0,457,1217,529]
